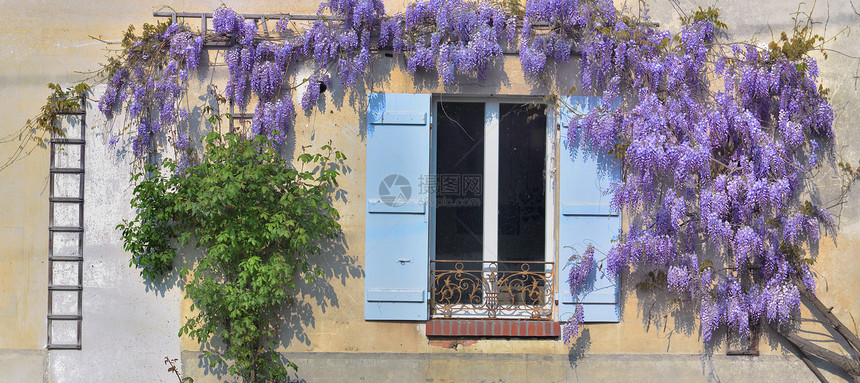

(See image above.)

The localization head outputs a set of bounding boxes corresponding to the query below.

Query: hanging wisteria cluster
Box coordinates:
[96,0,839,346]
[381,0,517,83]
[99,22,202,157]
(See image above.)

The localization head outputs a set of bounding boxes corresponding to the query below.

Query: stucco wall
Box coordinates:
[0,0,858,382]
[40,89,185,383]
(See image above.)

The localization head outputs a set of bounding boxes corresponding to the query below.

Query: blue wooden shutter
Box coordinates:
[365,93,431,320]
[558,96,622,323]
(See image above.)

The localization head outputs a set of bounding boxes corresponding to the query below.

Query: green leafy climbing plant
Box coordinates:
[118,131,345,382]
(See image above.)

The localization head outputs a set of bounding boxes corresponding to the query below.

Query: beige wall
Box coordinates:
[1,0,859,382]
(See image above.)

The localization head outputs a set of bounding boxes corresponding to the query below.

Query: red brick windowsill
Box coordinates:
[426,319,561,338]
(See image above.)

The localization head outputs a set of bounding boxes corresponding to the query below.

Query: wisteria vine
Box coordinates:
[94,0,845,349]
[561,5,837,345]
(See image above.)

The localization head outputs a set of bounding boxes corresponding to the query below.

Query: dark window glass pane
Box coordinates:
[498,103,546,274]
[434,102,484,266]
[433,102,485,307]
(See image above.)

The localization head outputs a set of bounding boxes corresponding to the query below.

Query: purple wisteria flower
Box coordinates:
[562,304,585,344]
[213,8,242,35]
[567,246,595,295]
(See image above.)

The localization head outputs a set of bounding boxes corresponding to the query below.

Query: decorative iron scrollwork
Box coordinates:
[430,260,554,320]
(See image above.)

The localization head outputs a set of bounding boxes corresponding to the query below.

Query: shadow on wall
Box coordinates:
[568,328,593,368]
[278,233,364,348]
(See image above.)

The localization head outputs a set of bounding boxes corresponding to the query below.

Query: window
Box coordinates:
[364,93,620,324]
[430,100,554,319]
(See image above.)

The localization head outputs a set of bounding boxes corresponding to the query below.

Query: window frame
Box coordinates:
[429,95,558,320]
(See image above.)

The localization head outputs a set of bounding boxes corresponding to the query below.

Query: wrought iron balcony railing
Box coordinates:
[430,260,555,320]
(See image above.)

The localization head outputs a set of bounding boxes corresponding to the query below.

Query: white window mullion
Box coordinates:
[483,101,499,263]
[546,112,557,265]
[430,102,438,264]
